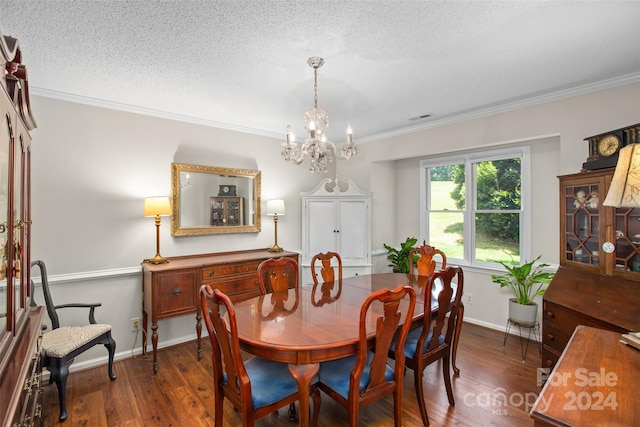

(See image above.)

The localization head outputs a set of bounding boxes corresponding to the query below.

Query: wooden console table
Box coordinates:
[141,249,298,373]
[530,325,640,426]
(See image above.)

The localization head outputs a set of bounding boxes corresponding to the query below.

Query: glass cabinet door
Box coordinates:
[0,113,9,338]
[563,181,601,268]
[613,208,640,272]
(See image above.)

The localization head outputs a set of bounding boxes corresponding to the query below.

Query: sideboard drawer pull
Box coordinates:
[546,311,555,319]
[547,334,554,341]
[209,270,215,277]
[172,288,183,296]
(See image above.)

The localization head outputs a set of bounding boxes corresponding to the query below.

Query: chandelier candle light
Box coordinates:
[266,199,285,252]
[282,57,358,173]
[143,196,172,264]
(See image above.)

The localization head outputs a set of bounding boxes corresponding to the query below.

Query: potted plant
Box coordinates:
[491,255,555,325]
[383,237,419,273]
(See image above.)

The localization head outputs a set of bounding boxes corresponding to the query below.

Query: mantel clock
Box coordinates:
[583,123,640,171]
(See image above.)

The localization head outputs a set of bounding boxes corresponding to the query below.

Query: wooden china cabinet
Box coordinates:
[0,30,42,426]
[543,166,640,370]
[210,196,243,226]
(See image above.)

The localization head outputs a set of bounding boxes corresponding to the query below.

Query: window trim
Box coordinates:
[419,146,531,270]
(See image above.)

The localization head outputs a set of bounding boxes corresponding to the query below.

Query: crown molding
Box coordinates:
[360,72,640,143]
[31,72,640,143]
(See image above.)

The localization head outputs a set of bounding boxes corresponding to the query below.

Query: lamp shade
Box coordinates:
[603,144,640,208]
[144,196,172,217]
[266,199,285,216]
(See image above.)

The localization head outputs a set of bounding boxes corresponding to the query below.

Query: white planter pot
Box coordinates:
[508,298,538,326]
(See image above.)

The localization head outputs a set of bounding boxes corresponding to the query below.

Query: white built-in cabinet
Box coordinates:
[301,178,371,284]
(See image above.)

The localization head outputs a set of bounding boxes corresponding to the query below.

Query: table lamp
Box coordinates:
[144,196,172,264]
[266,199,285,252]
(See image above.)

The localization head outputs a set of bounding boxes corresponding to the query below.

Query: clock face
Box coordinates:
[597,135,621,157]
[223,186,229,193]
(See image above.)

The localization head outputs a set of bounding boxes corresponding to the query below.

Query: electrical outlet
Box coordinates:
[130,317,140,333]
[465,293,473,305]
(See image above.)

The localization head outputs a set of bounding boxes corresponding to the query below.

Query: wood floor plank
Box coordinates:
[42,322,543,426]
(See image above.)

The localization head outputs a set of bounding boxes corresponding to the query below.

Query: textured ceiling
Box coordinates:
[1,1,639,142]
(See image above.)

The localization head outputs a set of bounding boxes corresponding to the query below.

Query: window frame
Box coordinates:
[420,146,531,270]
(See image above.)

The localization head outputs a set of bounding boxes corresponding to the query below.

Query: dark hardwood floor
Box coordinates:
[42,322,542,426]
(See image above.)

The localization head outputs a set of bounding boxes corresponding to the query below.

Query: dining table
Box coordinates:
[230,272,463,427]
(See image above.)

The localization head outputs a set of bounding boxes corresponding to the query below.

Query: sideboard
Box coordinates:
[141,248,299,373]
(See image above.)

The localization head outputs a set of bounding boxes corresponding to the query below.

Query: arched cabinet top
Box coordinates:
[1,29,36,130]
[300,177,372,198]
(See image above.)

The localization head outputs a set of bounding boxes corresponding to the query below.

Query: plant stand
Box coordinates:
[503,318,541,362]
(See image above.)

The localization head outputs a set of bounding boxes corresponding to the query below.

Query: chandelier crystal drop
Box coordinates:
[282,57,358,173]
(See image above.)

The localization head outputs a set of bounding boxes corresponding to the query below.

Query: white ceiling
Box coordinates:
[1,1,639,142]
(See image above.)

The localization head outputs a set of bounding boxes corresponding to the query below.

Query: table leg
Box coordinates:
[288,363,319,427]
[452,302,464,375]
[151,322,158,374]
[142,310,148,355]
[196,310,202,360]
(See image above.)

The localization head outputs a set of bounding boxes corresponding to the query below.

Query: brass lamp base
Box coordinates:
[267,244,283,253]
[144,254,169,264]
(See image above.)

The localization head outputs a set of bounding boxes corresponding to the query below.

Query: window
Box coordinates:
[420,147,530,268]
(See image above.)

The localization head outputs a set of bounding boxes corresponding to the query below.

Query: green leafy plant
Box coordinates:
[491,255,555,305]
[383,237,419,273]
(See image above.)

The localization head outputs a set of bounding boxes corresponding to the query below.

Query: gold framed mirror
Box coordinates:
[171,163,261,236]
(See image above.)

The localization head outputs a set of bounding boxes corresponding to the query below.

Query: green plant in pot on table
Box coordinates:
[383,237,419,273]
[491,255,555,325]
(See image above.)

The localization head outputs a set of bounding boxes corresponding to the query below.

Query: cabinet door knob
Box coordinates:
[209,271,215,277]
[172,288,183,296]
[546,311,555,319]
[546,359,553,367]
[546,334,554,341]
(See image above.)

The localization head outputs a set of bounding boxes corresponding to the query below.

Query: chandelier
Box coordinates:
[282,57,358,173]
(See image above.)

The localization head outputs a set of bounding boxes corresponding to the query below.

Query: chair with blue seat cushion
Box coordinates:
[200,285,320,427]
[318,285,416,427]
[389,265,464,426]
[409,241,447,278]
[31,259,116,422]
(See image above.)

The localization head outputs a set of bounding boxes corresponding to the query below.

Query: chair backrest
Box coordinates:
[257,257,299,294]
[421,266,464,353]
[31,259,61,329]
[310,251,343,286]
[352,285,416,402]
[200,285,250,409]
[409,242,447,277]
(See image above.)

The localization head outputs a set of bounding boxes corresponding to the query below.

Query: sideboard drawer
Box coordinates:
[201,261,261,280]
[204,275,261,301]
[157,270,198,318]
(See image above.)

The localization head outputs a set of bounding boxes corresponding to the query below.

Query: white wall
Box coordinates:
[28,81,640,370]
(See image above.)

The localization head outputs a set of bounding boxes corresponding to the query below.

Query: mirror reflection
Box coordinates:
[171,163,261,236]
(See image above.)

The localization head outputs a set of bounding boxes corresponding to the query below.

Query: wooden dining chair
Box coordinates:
[318,285,417,427]
[389,266,464,426]
[409,241,447,278]
[257,256,299,294]
[200,285,320,426]
[31,260,116,421]
[408,242,463,375]
[310,251,343,285]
